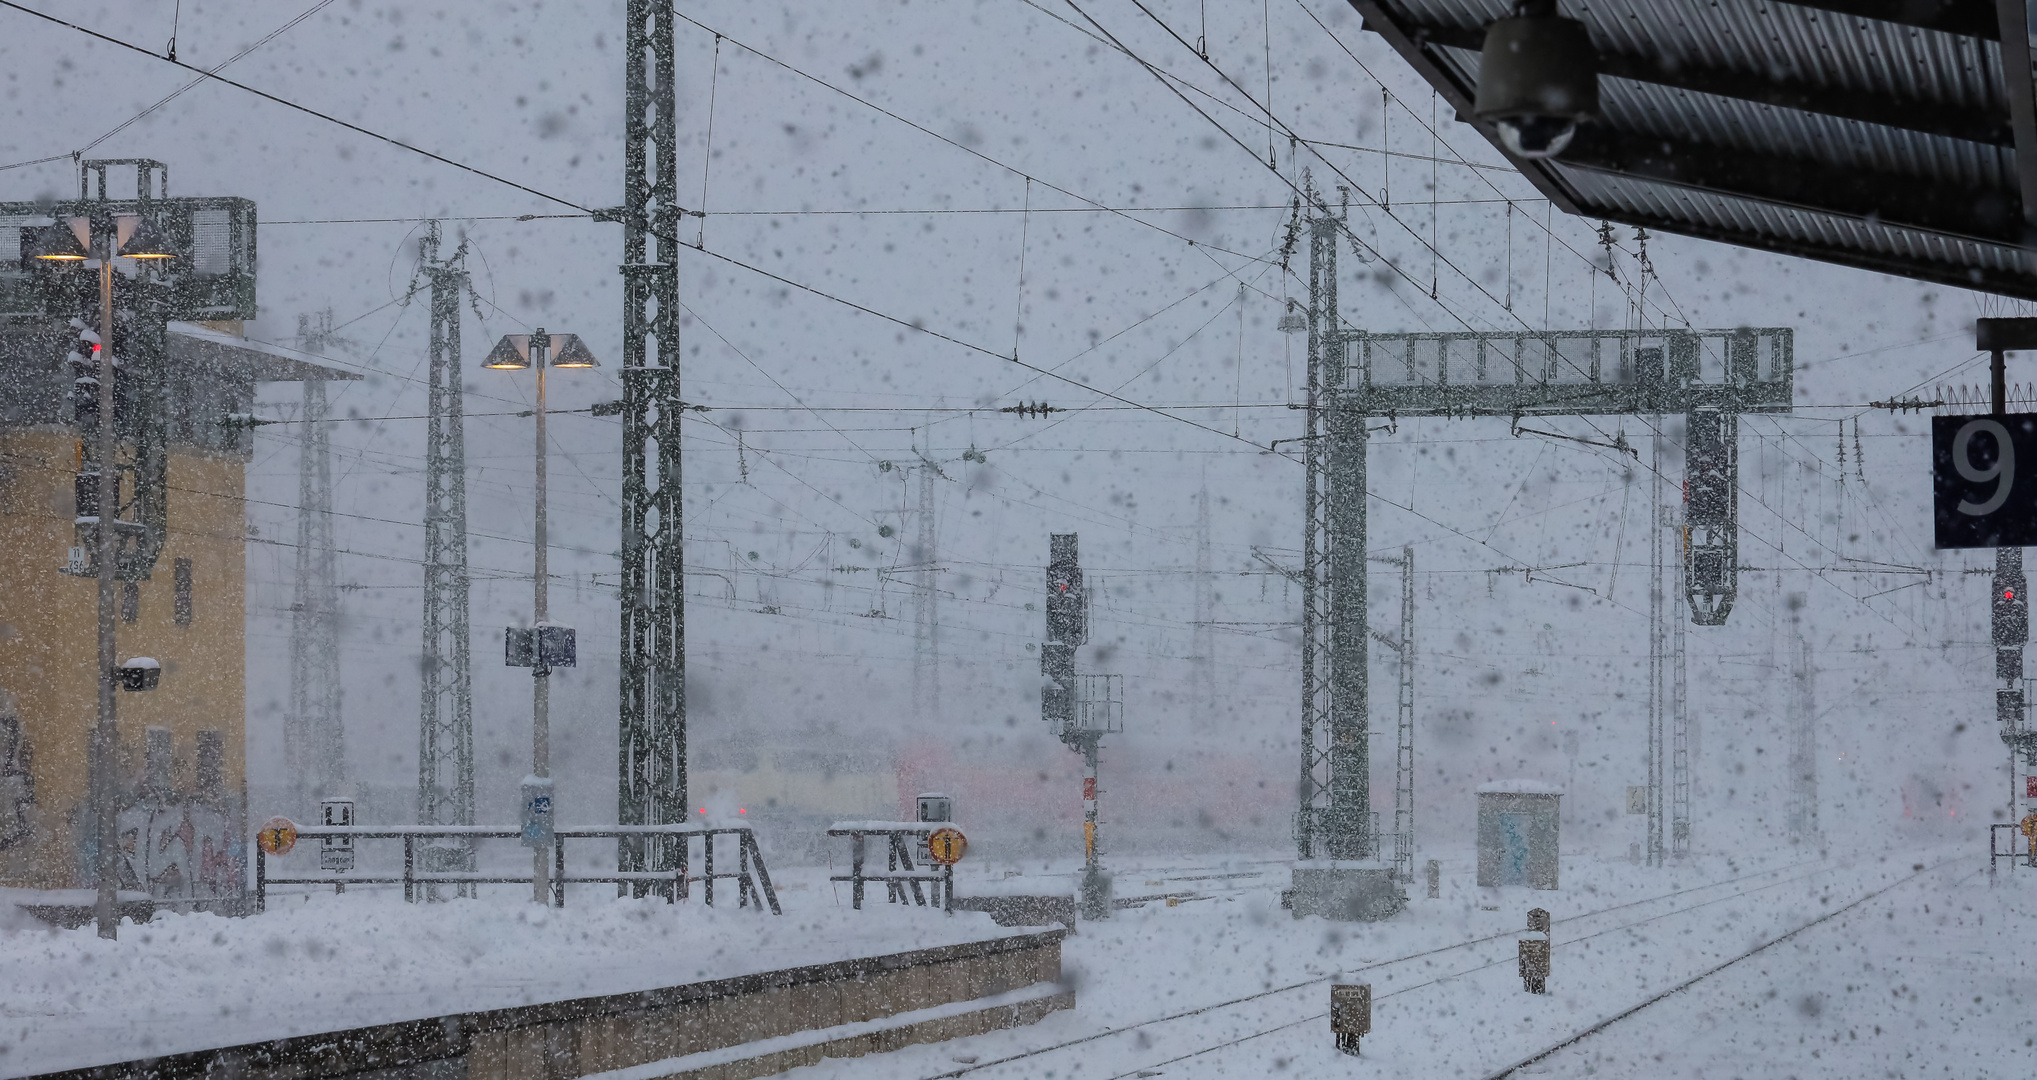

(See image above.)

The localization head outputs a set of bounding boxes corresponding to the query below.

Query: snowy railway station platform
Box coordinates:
[0,890,1070,1080]
[10,0,2037,1077]
[3,847,2033,1079]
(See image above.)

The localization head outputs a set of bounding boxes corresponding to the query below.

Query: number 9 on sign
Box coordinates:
[1934,414,2037,548]
[1954,419,2015,515]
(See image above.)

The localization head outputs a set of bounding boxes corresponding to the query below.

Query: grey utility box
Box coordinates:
[1476,780,1562,890]
[1330,983,1371,1056]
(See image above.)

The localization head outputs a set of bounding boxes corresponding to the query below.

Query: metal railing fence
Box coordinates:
[254,824,779,913]
[827,821,955,912]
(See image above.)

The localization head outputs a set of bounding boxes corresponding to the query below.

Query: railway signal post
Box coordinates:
[1040,534,1123,920]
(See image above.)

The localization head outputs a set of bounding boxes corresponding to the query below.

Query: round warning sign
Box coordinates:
[257,817,299,855]
[926,826,968,865]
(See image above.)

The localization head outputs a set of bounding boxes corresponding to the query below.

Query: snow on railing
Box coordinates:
[253,823,780,913]
[827,821,956,912]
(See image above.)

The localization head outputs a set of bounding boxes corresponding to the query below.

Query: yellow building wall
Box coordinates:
[0,425,247,897]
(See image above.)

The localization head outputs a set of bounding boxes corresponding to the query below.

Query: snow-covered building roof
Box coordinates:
[166,321,361,382]
[1475,779,1563,796]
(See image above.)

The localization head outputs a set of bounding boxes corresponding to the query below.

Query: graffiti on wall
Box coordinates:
[0,690,31,850]
[71,725,244,904]
[116,800,241,900]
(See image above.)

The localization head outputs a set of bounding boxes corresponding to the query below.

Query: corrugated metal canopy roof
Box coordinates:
[1346,0,2037,298]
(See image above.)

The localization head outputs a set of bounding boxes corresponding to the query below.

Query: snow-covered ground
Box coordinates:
[0,888,1026,1078]
[1512,859,2035,1079]
[799,845,2029,1079]
[5,846,2025,1078]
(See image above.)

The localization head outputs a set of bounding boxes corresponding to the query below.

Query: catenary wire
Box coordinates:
[10,2,1939,652]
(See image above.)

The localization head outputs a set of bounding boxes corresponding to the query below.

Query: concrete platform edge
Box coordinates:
[591,982,1075,1080]
[16,926,1068,1080]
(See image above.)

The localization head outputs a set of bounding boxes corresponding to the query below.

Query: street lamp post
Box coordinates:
[486,328,596,903]
[28,210,173,939]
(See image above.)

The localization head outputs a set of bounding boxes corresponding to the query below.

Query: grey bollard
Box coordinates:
[1425,859,1441,899]
[1518,939,1550,993]
[1520,907,1552,993]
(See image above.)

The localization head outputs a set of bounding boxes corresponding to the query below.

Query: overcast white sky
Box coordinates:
[0,0,2006,857]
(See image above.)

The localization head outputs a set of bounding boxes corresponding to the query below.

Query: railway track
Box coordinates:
[916,856,1842,1080]
[1075,857,1964,1080]
[1090,858,1900,1080]
[1478,858,1965,1080]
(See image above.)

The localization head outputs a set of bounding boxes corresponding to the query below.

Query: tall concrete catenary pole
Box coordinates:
[39,163,179,939]
[89,214,120,939]
[531,330,553,905]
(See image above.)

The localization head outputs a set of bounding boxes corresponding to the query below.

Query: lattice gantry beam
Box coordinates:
[1335,328,1792,418]
[1331,327,1791,628]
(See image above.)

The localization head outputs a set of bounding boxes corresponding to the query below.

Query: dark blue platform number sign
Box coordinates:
[1935,413,2037,548]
